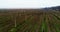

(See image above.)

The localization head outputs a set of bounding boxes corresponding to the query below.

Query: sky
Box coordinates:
[0,0,60,9]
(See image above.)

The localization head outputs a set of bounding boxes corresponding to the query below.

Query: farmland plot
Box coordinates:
[0,10,60,32]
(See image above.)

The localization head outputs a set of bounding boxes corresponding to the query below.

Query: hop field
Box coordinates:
[0,9,60,32]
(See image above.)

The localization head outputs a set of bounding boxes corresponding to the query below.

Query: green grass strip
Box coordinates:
[41,15,48,32]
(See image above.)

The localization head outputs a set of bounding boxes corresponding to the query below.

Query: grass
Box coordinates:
[16,16,34,32]
[50,14,60,32]
[52,13,60,20]
[0,11,60,32]
[9,27,16,32]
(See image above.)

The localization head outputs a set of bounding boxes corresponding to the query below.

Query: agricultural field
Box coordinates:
[0,9,60,32]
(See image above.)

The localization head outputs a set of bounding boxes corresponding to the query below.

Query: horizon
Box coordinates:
[0,0,60,9]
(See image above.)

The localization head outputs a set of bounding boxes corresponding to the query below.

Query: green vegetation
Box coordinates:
[0,10,60,32]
